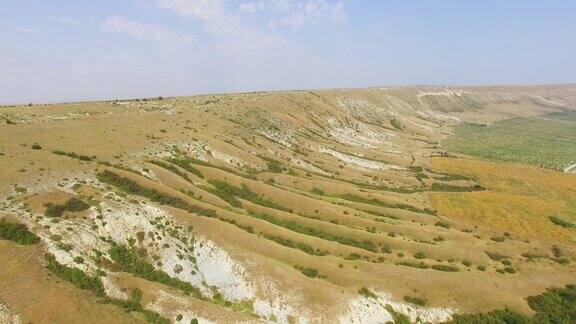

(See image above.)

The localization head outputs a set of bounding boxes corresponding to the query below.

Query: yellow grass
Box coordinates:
[430,157,576,244]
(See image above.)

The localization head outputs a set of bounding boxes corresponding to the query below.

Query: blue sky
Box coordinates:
[1,0,575,104]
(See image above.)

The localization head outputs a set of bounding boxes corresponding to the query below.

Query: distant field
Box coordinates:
[444,110,576,170]
[430,157,576,244]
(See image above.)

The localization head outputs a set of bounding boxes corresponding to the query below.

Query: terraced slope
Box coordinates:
[1,85,575,323]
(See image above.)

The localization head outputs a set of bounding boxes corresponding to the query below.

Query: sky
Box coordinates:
[0,0,575,104]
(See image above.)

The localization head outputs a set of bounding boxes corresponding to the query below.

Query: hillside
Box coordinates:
[1,85,575,323]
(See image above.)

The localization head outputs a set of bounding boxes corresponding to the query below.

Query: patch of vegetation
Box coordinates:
[403,295,426,306]
[486,251,509,262]
[0,219,40,245]
[385,305,411,324]
[549,216,575,228]
[443,111,576,170]
[249,212,377,252]
[44,253,105,297]
[397,260,430,269]
[97,170,216,218]
[148,160,194,182]
[430,183,485,192]
[310,188,325,195]
[446,284,576,324]
[53,150,95,162]
[390,118,404,130]
[431,264,459,272]
[108,244,203,298]
[434,221,451,229]
[165,158,204,179]
[263,234,327,256]
[337,193,435,215]
[31,143,42,150]
[490,236,506,242]
[295,265,319,278]
[206,180,291,212]
[358,287,378,299]
[46,253,169,324]
[44,197,90,217]
[413,252,426,259]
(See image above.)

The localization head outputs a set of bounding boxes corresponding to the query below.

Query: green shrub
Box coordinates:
[414,252,426,259]
[108,244,203,298]
[403,295,426,306]
[0,220,40,245]
[477,265,487,271]
[359,287,378,299]
[250,212,377,252]
[52,150,94,161]
[206,180,290,211]
[447,284,576,323]
[263,234,327,256]
[434,221,451,229]
[44,253,105,297]
[549,216,575,228]
[295,266,319,278]
[485,251,508,261]
[431,264,459,272]
[44,197,90,217]
[491,236,506,242]
[165,158,205,179]
[310,188,325,195]
[97,171,215,218]
[31,143,42,150]
[338,194,434,215]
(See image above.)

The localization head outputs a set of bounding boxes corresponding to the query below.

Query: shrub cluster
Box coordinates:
[250,212,377,252]
[108,244,203,298]
[53,150,95,161]
[44,197,90,217]
[0,220,40,245]
[97,170,215,218]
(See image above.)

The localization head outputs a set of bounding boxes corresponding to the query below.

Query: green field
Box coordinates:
[444,111,576,170]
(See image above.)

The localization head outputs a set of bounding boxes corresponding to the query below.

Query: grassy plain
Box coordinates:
[443,111,576,170]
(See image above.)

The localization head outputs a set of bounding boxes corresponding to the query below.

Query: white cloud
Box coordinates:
[101,16,195,44]
[154,0,238,33]
[56,17,78,24]
[238,0,346,30]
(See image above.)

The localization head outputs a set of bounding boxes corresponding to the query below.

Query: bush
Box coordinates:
[250,212,377,252]
[431,264,459,272]
[310,188,325,195]
[337,193,434,215]
[549,216,575,228]
[414,252,426,259]
[165,158,205,179]
[403,295,426,306]
[359,287,378,299]
[434,221,451,229]
[206,180,290,211]
[295,265,319,278]
[44,253,105,297]
[44,197,90,217]
[448,285,576,323]
[52,150,94,161]
[31,143,42,150]
[491,236,506,242]
[108,244,203,298]
[485,251,508,261]
[97,170,215,218]
[0,220,40,245]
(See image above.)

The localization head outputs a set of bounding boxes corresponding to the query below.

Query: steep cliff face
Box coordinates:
[1,85,575,323]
